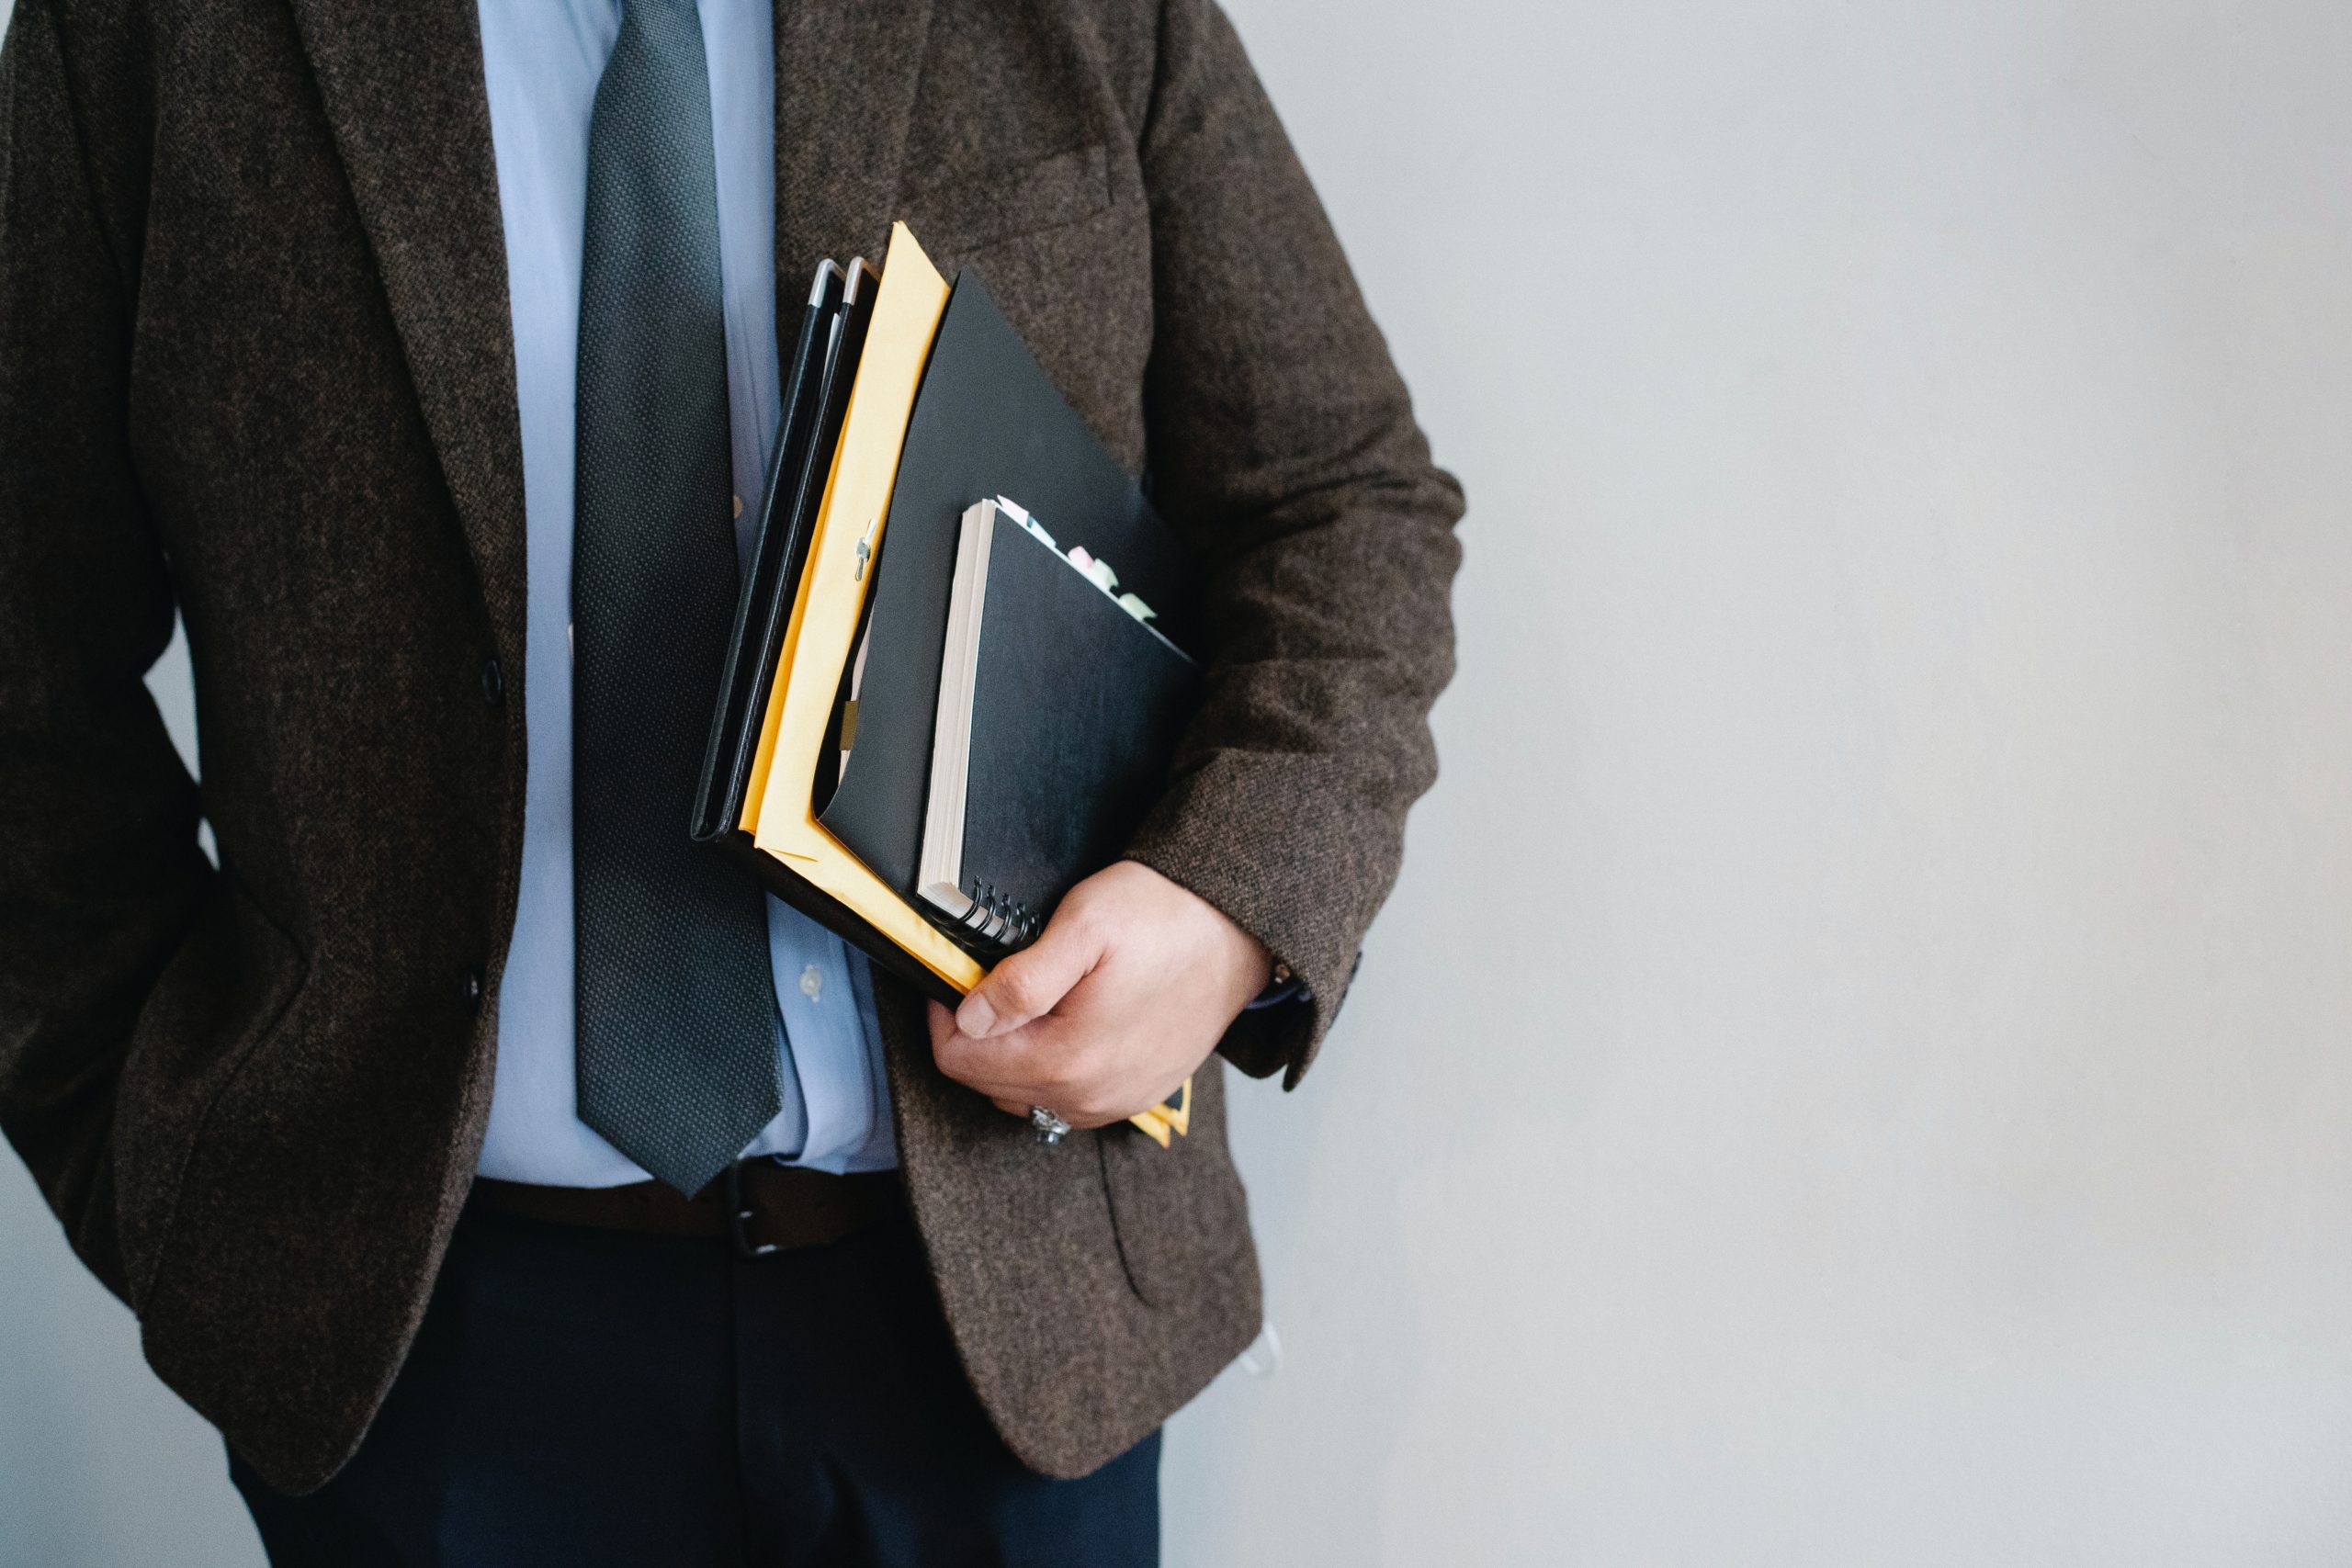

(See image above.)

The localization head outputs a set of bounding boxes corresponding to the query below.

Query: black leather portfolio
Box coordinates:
[817,271,1201,905]
[916,500,1201,953]
[692,255,876,843]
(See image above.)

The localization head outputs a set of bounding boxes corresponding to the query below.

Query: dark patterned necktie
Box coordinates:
[571,0,778,1195]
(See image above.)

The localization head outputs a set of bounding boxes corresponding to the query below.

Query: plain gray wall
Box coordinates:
[9,0,2352,1563]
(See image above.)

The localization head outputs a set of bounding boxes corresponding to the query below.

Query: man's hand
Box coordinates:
[928,860,1273,1128]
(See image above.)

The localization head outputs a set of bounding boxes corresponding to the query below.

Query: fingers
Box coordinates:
[993,1094,1125,1131]
[954,903,1108,1040]
[933,1007,1132,1126]
[940,1014,1160,1130]
[931,1000,1020,1096]
[935,1010,1087,1101]
[931,998,1067,1101]
[951,1036,1138,1128]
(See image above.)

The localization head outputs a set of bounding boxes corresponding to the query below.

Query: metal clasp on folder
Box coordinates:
[853,516,876,581]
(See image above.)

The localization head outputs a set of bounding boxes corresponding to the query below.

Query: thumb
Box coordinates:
[956,911,1107,1039]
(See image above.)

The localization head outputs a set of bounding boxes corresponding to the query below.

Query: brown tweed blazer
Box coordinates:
[0,0,1462,1494]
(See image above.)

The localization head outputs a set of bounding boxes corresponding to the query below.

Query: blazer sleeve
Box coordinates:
[0,0,209,1299]
[1122,0,1464,1087]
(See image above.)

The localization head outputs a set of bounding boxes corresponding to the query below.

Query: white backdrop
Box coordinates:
[9,1,2352,1563]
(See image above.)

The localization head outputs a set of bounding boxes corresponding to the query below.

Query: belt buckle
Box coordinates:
[723,1160,778,1260]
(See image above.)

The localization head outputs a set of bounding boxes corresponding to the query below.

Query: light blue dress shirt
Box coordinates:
[475,0,896,1184]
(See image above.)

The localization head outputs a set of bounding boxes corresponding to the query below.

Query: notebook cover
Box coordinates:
[816,269,1201,901]
[953,509,1201,941]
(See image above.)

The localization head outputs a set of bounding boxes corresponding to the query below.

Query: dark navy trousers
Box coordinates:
[230,1201,1159,1567]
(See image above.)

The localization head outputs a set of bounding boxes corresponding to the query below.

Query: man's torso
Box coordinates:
[86,0,1257,1492]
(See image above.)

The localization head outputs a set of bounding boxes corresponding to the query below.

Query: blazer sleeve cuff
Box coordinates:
[1123,752,1392,1089]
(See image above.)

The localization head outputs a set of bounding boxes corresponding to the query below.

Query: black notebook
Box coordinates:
[918,500,1201,953]
[816,271,1202,904]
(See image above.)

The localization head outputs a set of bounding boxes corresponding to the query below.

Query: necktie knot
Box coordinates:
[619,0,702,35]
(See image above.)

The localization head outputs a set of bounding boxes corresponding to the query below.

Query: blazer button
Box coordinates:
[464,967,485,1010]
[480,656,504,706]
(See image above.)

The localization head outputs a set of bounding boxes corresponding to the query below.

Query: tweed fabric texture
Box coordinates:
[570,0,782,1198]
[0,0,1463,1492]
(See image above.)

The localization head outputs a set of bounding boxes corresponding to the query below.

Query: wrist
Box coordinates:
[1246,959,1304,1010]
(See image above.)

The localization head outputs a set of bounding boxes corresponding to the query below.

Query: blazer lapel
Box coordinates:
[287,0,527,657]
[287,0,935,655]
[774,0,937,279]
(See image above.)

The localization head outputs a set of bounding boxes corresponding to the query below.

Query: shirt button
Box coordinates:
[480,656,504,706]
[464,967,485,1010]
[799,964,823,1000]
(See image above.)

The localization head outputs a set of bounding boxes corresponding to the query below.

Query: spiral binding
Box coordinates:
[947,877,1039,956]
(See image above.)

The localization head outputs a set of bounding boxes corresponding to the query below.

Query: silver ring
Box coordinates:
[1029,1105,1071,1145]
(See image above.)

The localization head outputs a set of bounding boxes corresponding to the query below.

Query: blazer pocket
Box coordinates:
[1096,1072,1251,1307]
[906,141,1114,256]
[112,870,308,1307]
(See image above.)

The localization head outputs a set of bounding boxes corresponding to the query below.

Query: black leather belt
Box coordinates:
[469,1161,903,1258]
